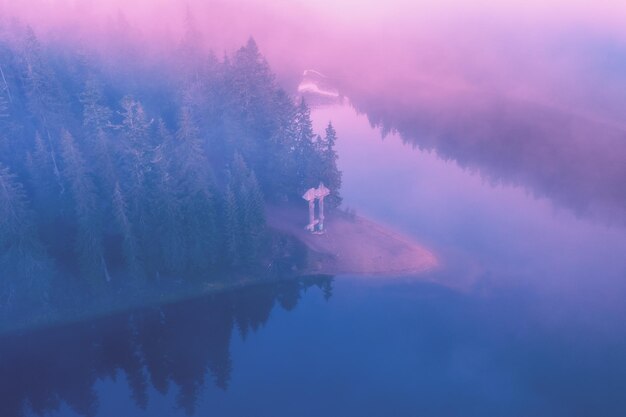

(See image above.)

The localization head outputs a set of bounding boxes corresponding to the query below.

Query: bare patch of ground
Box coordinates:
[267,205,438,276]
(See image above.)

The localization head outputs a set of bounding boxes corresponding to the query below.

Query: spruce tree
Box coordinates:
[118,96,151,193]
[27,132,64,216]
[226,37,277,172]
[93,129,117,194]
[227,153,266,266]
[112,182,141,277]
[80,78,118,199]
[17,26,69,134]
[117,96,152,256]
[174,108,218,272]
[175,107,211,190]
[0,91,7,119]
[150,121,186,273]
[0,163,37,262]
[0,163,50,308]
[293,99,317,193]
[60,129,106,281]
[0,91,8,161]
[321,122,342,208]
[264,90,297,199]
[224,184,241,268]
[81,77,112,136]
[241,170,266,263]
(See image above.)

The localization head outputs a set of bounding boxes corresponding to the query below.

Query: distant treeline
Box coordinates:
[0,21,341,311]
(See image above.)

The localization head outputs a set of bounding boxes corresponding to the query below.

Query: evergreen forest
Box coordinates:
[0,21,341,318]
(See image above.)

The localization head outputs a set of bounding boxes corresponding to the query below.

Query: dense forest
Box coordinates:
[0,20,341,315]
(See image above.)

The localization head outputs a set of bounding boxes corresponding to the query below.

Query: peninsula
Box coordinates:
[268,205,438,276]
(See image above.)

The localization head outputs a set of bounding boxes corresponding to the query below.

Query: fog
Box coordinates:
[3,0,626,223]
[3,3,626,415]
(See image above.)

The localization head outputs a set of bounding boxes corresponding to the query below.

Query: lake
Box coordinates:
[3,101,626,417]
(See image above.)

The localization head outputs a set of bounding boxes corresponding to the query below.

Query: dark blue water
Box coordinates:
[3,103,626,417]
[4,276,625,417]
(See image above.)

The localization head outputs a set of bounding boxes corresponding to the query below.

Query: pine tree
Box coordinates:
[174,108,218,272]
[227,153,266,266]
[230,38,276,116]
[60,129,106,281]
[117,96,152,238]
[175,107,211,189]
[226,37,277,172]
[264,90,297,199]
[0,163,50,309]
[80,77,118,198]
[112,182,141,277]
[0,60,12,161]
[11,28,67,179]
[81,76,112,135]
[27,132,63,216]
[324,122,337,151]
[0,91,7,119]
[149,121,186,273]
[321,121,342,208]
[17,26,70,133]
[0,90,8,161]
[93,129,117,194]
[224,185,241,268]
[241,171,266,263]
[120,96,151,143]
[293,99,317,192]
[0,60,10,120]
[0,163,37,261]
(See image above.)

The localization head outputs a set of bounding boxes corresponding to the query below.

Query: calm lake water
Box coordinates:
[3,102,626,417]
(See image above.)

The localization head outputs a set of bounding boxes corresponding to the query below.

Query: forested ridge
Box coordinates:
[0,20,341,315]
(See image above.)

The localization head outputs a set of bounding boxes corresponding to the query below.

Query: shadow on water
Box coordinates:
[0,276,333,417]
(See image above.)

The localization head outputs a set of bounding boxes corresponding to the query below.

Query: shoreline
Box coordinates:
[0,274,329,337]
[1,205,438,336]
[268,204,439,277]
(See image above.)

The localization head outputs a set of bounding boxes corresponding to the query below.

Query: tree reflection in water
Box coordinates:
[0,276,333,417]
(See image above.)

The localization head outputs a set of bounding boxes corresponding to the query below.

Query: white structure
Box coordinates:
[303,182,330,233]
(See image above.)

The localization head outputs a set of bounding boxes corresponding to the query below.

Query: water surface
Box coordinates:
[4,102,626,417]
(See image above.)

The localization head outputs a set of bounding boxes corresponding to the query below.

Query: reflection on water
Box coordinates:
[0,277,332,417]
[336,72,626,225]
[312,103,626,300]
[9,276,624,417]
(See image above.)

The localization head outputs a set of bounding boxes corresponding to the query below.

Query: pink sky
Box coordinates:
[4,0,625,114]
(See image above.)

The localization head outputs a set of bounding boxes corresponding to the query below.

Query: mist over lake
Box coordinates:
[1,1,626,416]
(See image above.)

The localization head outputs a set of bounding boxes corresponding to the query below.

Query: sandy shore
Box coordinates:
[267,205,438,276]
